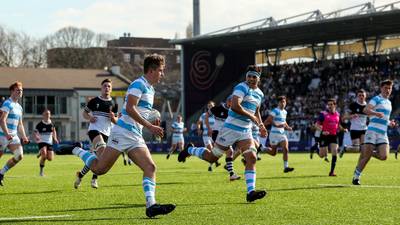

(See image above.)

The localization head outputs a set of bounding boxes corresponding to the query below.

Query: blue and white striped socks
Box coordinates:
[245,170,256,193]
[72,147,97,167]
[143,177,156,208]
[354,167,362,179]
[188,147,205,159]
[0,164,10,175]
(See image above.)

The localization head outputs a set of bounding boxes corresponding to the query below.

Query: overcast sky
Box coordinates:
[0,0,396,39]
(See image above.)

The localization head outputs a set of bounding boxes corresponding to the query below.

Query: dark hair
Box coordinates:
[9,81,22,92]
[246,65,260,73]
[277,96,286,102]
[144,54,165,74]
[42,108,51,114]
[327,98,336,105]
[357,89,366,94]
[101,78,112,85]
[380,79,393,87]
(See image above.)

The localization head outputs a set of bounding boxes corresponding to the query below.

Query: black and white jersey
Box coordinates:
[84,96,118,136]
[348,101,367,131]
[35,120,54,145]
[209,103,229,131]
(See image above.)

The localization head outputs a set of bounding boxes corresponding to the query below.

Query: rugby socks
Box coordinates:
[143,177,156,208]
[225,157,234,176]
[245,170,256,193]
[187,147,205,159]
[283,160,289,169]
[330,156,337,174]
[72,147,97,167]
[92,174,98,179]
[39,164,44,174]
[0,164,9,175]
[79,165,90,178]
[353,167,362,179]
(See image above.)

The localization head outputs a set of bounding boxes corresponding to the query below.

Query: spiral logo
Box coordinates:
[190,51,223,90]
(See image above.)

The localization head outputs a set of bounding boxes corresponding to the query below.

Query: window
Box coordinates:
[81,122,89,129]
[71,122,76,141]
[59,97,67,114]
[176,55,180,63]
[123,53,131,62]
[80,96,87,108]
[134,54,141,63]
[47,96,55,114]
[28,121,33,135]
[36,96,45,115]
[24,96,34,114]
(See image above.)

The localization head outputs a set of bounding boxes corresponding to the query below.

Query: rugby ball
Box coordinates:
[147,109,161,124]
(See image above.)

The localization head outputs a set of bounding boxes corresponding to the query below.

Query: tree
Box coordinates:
[0,27,18,67]
[186,23,193,38]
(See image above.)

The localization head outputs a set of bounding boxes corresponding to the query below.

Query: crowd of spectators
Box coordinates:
[259,54,400,135]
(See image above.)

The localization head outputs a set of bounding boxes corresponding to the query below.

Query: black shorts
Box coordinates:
[212,130,219,142]
[38,143,53,151]
[314,136,321,144]
[350,130,366,140]
[320,135,338,147]
[88,130,109,142]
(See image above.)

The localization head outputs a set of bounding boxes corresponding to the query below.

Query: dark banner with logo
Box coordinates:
[183,47,255,120]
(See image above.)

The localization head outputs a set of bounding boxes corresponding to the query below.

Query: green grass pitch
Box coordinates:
[0,153,400,224]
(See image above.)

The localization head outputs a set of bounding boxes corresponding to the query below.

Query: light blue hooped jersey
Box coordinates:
[172,121,184,138]
[0,98,23,136]
[367,94,392,135]
[117,76,155,136]
[270,107,287,135]
[199,113,215,136]
[224,82,264,132]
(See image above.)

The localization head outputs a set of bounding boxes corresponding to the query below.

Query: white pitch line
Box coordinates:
[317,184,400,189]
[0,214,72,221]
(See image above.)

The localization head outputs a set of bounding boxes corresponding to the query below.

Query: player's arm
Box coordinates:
[109,111,118,124]
[125,95,163,137]
[204,112,212,137]
[284,122,292,131]
[231,95,259,124]
[0,110,11,140]
[52,127,59,144]
[18,118,29,144]
[263,115,273,126]
[363,104,384,118]
[83,99,97,123]
[33,127,41,143]
[196,118,202,136]
[110,104,118,124]
[255,106,267,137]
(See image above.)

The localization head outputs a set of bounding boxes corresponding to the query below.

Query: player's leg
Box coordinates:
[238,139,266,202]
[75,133,106,189]
[73,144,121,175]
[281,138,294,173]
[341,131,360,158]
[39,145,47,176]
[265,134,278,156]
[166,142,177,160]
[373,143,389,161]
[225,147,240,181]
[328,143,338,176]
[0,143,23,186]
[352,143,374,185]
[127,146,175,218]
[318,136,328,159]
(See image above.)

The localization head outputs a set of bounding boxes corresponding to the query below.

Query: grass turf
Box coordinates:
[0,152,400,224]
